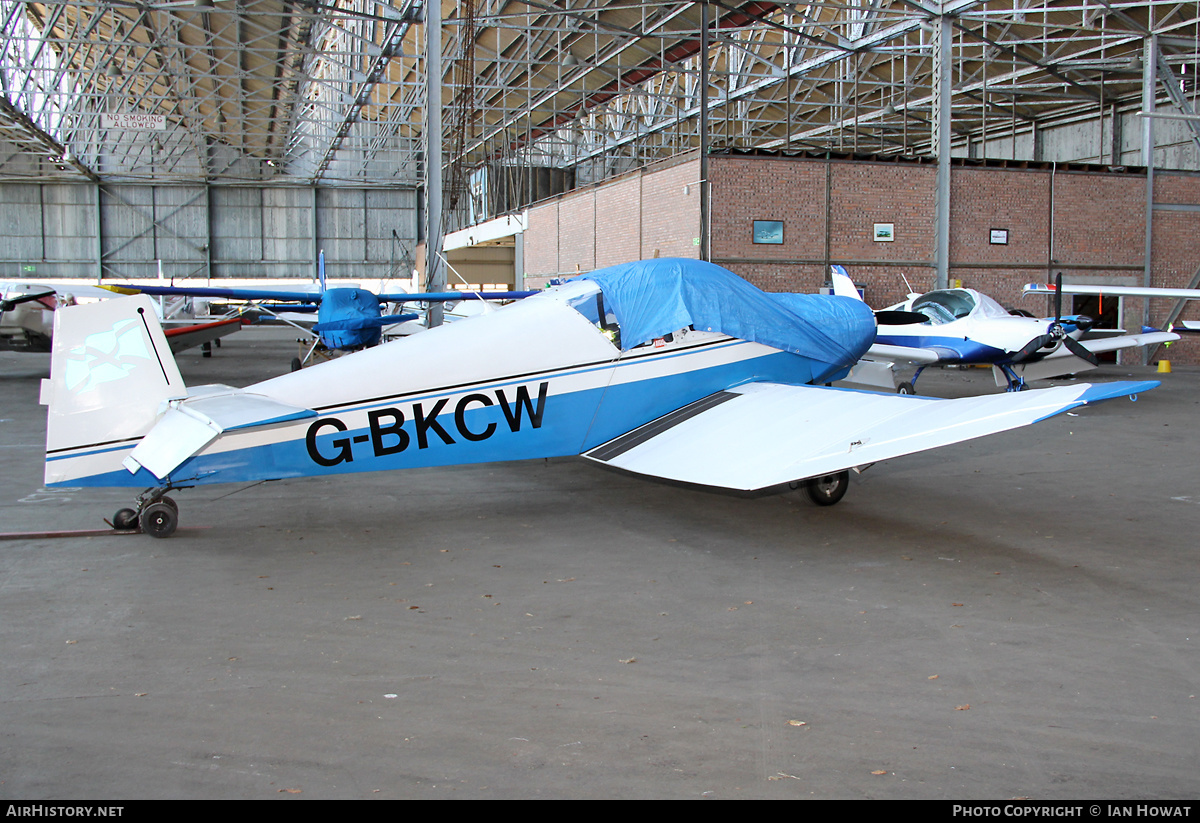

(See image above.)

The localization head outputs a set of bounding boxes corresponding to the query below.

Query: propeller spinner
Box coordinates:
[1009,275,1100,367]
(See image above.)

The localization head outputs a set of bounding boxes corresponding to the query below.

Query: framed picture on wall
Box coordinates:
[873,223,894,242]
[753,220,784,245]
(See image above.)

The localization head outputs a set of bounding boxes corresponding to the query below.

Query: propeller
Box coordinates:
[0,290,57,313]
[1009,274,1100,366]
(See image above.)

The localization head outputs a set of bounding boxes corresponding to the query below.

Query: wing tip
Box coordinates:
[1077,380,1160,404]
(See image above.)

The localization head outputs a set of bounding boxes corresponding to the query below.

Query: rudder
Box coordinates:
[42,295,186,486]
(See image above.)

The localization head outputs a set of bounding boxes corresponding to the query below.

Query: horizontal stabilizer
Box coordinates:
[583,380,1157,492]
[124,386,316,481]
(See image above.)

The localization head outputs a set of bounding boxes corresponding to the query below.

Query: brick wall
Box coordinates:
[828,162,937,268]
[710,156,827,271]
[522,156,700,286]
[1052,173,1145,268]
[595,176,642,268]
[522,152,1200,364]
[1149,172,1200,363]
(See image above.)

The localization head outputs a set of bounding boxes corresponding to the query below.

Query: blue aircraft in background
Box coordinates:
[104,252,536,369]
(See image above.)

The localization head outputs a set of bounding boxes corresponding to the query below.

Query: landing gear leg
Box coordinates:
[109,486,183,538]
[901,366,927,395]
[999,365,1027,392]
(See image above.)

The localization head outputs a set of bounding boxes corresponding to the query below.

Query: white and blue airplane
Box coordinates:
[41,258,1159,537]
[832,268,1178,392]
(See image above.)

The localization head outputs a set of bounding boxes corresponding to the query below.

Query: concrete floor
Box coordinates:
[1,326,1198,800]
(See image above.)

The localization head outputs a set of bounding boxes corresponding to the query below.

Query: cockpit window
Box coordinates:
[910,290,977,324]
[564,282,621,348]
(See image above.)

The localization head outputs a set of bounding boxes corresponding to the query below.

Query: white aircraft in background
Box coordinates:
[41,258,1158,537]
[2,282,242,356]
[1024,281,1200,332]
[831,268,1178,392]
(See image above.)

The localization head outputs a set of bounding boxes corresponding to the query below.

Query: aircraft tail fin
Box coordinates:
[318,249,327,294]
[42,295,187,486]
[830,265,862,301]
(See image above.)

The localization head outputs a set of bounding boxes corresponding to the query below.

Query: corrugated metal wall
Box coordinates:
[0,183,418,283]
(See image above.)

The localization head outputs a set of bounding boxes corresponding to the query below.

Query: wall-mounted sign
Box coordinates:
[873,223,894,242]
[753,220,784,245]
[990,228,1009,245]
[101,113,167,131]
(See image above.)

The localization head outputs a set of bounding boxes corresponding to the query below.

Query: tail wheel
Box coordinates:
[140,502,179,539]
[804,470,850,506]
[112,508,139,531]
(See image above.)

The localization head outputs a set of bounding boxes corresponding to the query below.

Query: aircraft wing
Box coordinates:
[1025,283,1200,300]
[103,283,324,304]
[104,284,537,305]
[376,290,538,303]
[582,380,1156,493]
[162,317,244,353]
[862,342,942,365]
[993,330,1179,385]
[1073,330,1179,355]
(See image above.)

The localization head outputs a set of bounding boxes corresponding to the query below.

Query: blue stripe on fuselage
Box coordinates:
[873,334,1007,363]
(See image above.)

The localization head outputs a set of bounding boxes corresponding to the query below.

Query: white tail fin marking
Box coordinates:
[44,295,186,484]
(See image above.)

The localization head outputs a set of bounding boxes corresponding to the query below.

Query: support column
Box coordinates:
[311,185,319,281]
[932,14,952,290]
[1141,35,1157,352]
[93,184,103,282]
[426,0,445,325]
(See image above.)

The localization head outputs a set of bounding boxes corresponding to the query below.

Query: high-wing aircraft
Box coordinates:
[42,258,1158,538]
[1024,281,1200,332]
[102,253,536,369]
[831,268,1178,392]
[2,281,242,356]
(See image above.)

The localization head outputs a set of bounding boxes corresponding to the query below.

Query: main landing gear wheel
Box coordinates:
[897,381,915,395]
[804,470,850,506]
[139,501,179,539]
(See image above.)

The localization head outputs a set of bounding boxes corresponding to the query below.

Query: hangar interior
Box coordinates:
[3,0,1200,360]
[6,2,1200,800]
